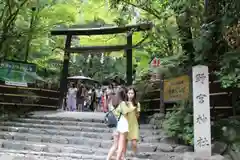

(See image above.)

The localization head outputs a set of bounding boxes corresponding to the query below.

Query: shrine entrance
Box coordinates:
[50,23,152,106]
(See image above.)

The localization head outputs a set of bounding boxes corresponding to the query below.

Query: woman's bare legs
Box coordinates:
[123,139,137,156]
[122,140,128,157]
[107,133,119,160]
[131,139,138,155]
[116,132,127,160]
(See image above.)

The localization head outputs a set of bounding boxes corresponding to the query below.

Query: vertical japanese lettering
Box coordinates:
[195,73,206,84]
[196,94,207,104]
[196,114,208,124]
[196,137,210,148]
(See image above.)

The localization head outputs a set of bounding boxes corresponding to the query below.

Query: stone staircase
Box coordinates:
[0,111,184,160]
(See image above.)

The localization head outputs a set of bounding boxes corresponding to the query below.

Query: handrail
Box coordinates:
[140,98,160,102]
[166,106,232,111]
[0,93,58,100]
[0,102,58,108]
[0,84,59,93]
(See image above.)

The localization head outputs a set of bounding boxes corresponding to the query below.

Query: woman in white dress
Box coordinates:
[67,83,78,111]
[106,87,135,160]
[115,87,135,160]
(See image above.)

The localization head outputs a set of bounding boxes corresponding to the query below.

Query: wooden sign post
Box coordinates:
[163,75,190,102]
[192,65,211,157]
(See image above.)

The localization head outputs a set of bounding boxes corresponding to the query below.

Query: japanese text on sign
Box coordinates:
[192,65,211,157]
[196,137,210,148]
[163,75,190,102]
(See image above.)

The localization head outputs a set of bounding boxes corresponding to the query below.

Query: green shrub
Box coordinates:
[213,118,240,145]
[162,101,240,147]
[162,101,194,145]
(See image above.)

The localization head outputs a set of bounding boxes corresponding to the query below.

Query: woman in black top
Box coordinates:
[76,84,84,112]
[89,88,97,112]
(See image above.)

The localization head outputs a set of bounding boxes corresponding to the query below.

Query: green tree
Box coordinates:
[110,0,204,62]
[69,54,126,82]
[0,0,134,82]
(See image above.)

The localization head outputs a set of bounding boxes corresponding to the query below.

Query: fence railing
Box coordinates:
[138,79,240,120]
[0,84,60,109]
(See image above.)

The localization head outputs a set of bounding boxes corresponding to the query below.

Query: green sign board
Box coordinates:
[0,60,37,86]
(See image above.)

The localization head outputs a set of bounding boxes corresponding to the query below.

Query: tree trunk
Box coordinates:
[204,0,222,64]
[176,11,195,64]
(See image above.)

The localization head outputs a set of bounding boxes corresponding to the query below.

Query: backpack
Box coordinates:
[104,107,122,128]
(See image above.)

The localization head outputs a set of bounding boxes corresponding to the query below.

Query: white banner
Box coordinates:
[192,65,211,157]
[5,81,28,87]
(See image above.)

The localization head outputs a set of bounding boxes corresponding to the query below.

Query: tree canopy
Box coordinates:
[0,0,239,87]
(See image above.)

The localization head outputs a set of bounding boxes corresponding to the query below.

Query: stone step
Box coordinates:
[0,126,113,140]
[0,126,163,142]
[0,121,158,134]
[0,121,112,133]
[0,139,131,155]
[0,146,183,160]
[28,111,106,123]
[0,131,165,152]
[0,150,153,160]
[0,140,183,159]
[12,118,107,128]
[28,112,157,129]
[10,118,155,130]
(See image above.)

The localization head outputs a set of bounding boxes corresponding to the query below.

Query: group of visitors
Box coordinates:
[106,86,140,160]
[66,82,101,112]
[66,81,123,113]
[101,83,120,112]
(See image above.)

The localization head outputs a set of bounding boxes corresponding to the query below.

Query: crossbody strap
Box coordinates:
[105,106,117,116]
[118,112,122,121]
[110,107,116,112]
[117,102,124,121]
[106,103,123,121]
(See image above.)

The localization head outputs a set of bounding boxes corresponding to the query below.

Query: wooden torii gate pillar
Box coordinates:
[51,23,152,107]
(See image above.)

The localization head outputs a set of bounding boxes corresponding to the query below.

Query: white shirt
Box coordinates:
[88,90,92,101]
[96,89,101,97]
[68,87,78,98]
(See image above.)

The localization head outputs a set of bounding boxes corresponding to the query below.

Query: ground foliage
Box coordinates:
[162,101,194,145]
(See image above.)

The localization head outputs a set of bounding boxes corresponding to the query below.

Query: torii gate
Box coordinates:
[51,23,152,106]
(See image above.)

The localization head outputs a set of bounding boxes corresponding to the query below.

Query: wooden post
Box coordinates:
[232,88,239,116]
[126,33,133,86]
[59,35,72,108]
[159,74,165,113]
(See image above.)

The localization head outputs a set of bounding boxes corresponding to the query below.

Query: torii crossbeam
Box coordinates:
[50,23,152,107]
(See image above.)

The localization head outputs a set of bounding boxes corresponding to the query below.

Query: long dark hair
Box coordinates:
[71,83,76,88]
[112,87,127,107]
[118,86,127,101]
[127,87,138,107]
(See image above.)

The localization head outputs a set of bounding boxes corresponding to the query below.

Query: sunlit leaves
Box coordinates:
[109,0,186,64]
[79,0,119,24]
